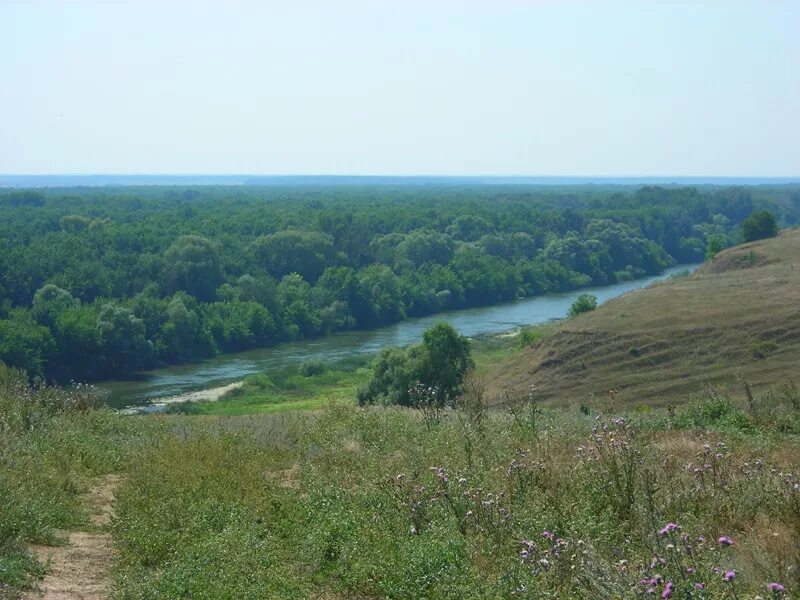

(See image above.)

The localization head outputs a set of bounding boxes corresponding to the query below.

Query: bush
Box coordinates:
[568,294,598,318]
[672,394,752,431]
[299,360,327,377]
[517,328,543,349]
[742,210,778,242]
[243,373,277,391]
[750,340,778,360]
[359,323,473,406]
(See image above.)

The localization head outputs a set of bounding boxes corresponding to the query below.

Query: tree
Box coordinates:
[705,234,726,260]
[358,322,473,406]
[251,230,333,282]
[568,294,597,318]
[32,284,77,326]
[395,230,455,267]
[97,303,154,375]
[163,235,222,301]
[741,210,778,243]
[418,322,473,405]
[0,310,55,378]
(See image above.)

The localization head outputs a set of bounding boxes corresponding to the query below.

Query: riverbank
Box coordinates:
[101,264,698,411]
[150,331,521,417]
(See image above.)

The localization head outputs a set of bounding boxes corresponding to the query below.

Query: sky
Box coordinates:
[1,0,798,176]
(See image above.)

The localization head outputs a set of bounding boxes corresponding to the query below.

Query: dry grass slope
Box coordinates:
[486,228,800,407]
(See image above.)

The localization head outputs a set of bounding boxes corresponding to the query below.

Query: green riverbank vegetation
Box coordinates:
[1,184,796,382]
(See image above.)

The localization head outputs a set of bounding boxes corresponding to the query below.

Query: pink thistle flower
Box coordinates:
[723,570,736,582]
[659,522,680,536]
[718,535,734,546]
[767,582,785,593]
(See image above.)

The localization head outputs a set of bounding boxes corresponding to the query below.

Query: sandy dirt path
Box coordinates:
[24,474,122,600]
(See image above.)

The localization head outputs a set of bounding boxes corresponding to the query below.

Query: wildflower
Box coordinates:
[662,581,674,598]
[718,535,734,546]
[409,526,418,535]
[659,522,680,536]
[723,570,736,582]
[687,567,696,574]
[767,582,785,593]
[694,583,705,590]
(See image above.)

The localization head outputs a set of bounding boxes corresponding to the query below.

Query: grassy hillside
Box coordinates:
[486,229,800,408]
[3,364,799,599]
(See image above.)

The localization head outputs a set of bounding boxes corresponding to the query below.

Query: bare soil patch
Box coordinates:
[23,475,121,600]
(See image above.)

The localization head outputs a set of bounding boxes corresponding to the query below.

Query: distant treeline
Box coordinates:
[0,184,797,381]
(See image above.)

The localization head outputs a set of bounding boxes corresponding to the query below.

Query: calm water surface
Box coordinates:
[101,264,698,408]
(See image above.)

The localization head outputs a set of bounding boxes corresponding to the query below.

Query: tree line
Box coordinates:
[0,184,796,381]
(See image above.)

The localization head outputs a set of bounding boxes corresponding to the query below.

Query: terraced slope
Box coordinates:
[485,228,800,407]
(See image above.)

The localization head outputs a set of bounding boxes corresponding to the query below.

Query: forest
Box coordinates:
[1,183,798,382]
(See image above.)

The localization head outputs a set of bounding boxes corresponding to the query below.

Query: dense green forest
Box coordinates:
[1,184,798,382]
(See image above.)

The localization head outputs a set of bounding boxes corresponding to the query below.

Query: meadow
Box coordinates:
[2,360,798,599]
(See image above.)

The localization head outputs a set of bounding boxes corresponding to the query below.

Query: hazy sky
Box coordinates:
[1,1,798,176]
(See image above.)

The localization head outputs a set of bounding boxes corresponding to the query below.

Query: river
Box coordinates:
[101,264,698,409]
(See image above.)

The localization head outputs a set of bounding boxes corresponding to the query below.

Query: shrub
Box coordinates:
[243,373,277,391]
[517,327,543,349]
[299,360,327,377]
[742,210,778,242]
[568,293,598,318]
[359,323,473,406]
[672,394,752,431]
[751,340,778,360]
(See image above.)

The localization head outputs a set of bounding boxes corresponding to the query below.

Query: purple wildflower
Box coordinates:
[661,581,674,598]
[767,582,785,593]
[659,522,680,536]
[694,582,705,590]
[718,535,734,546]
[723,570,736,582]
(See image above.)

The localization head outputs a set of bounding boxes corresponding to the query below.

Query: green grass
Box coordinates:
[167,362,372,416]
[110,394,799,599]
[2,362,800,598]
[0,366,164,598]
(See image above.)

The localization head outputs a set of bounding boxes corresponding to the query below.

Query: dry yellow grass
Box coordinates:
[485,228,800,407]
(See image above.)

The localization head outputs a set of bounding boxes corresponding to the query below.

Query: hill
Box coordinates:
[485,228,800,407]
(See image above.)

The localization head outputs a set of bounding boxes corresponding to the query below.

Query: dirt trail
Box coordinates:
[24,474,121,600]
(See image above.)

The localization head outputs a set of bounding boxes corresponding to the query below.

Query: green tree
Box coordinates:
[418,322,474,405]
[705,234,726,260]
[568,293,598,318]
[163,235,222,301]
[0,310,55,378]
[252,230,333,282]
[741,210,778,242]
[97,303,154,374]
[32,284,77,326]
[358,322,472,406]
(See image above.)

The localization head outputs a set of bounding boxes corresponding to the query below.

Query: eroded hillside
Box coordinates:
[486,228,800,407]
